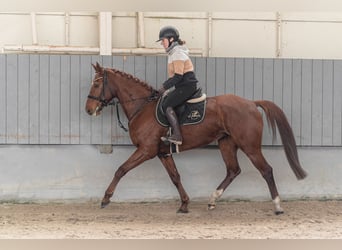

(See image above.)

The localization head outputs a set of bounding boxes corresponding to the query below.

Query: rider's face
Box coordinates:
[160,38,169,49]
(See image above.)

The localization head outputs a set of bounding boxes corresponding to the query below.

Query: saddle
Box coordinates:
[156,88,207,127]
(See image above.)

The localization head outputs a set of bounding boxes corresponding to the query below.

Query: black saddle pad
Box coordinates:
[155,96,206,127]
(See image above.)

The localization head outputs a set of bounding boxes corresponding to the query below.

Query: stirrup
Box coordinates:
[160,136,182,145]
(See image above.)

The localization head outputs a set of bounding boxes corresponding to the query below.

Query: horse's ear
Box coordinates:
[92,62,104,74]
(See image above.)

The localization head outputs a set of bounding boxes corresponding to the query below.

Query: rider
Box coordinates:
[157,26,198,145]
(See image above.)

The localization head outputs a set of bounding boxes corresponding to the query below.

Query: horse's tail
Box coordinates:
[254,100,307,180]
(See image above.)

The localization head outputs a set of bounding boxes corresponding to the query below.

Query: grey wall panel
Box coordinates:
[225,58,235,94]
[6,55,18,144]
[18,55,30,144]
[70,55,81,144]
[49,55,61,144]
[292,59,302,145]
[145,56,157,88]
[244,58,254,100]
[0,55,6,143]
[301,59,313,146]
[215,58,226,95]
[263,59,274,101]
[60,55,71,144]
[253,58,263,100]
[312,60,323,145]
[1,54,342,147]
[194,57,207,92]
[333,61,342,146]
[206,58,216,97]
[29,55,40,144]
[134,56,146,81]
[39,55,49,144]
[235,58,244,97]
[322,60,334,146]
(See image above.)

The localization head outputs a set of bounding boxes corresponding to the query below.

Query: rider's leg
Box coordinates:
[162,107,182,145]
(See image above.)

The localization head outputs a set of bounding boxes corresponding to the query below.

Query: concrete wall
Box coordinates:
[1,145,341,202]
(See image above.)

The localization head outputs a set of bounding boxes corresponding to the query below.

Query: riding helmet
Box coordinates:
[156,26,179,42]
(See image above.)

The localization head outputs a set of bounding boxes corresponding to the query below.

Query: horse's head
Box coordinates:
[85,62,115,116]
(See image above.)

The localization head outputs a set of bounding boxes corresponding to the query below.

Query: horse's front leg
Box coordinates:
[158,153,190,213]
[101,148,154,208]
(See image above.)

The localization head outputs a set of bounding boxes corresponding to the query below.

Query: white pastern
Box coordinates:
[273,196,284,213]
[209,188,224,205]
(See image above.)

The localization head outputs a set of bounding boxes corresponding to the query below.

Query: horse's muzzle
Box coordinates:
[86,105,102,116]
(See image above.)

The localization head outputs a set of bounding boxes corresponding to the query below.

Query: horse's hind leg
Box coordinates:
[246,150,284,215]
[208,136,241,210]
[158,153,190,213]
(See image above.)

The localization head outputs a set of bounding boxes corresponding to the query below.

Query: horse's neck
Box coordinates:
[113,75,153,120]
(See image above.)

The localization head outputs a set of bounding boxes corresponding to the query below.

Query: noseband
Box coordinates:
[87,70,115,107]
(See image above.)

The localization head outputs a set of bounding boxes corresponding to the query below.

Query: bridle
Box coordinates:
[87,70,115,107]
[87,69,160,132]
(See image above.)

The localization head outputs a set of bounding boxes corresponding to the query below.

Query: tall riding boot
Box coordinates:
[161,107,183,145]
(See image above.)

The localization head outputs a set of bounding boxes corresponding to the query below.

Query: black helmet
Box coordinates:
[156,26,179,42]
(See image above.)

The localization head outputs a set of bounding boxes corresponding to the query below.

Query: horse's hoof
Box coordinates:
[177,208,189,213]
[207,204,216,210]
[101,200,110,209]
[275,210,284,215]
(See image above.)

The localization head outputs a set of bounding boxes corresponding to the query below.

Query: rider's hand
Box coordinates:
[158,86,166,95]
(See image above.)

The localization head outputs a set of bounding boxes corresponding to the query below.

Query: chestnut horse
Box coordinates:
[85,62,307,214]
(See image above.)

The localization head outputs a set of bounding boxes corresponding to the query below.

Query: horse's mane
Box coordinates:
[108,68,156,92]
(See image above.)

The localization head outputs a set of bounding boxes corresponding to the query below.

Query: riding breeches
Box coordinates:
[161,83,197,112]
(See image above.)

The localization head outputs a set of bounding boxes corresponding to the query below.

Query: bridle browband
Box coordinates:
[87,69,160,132]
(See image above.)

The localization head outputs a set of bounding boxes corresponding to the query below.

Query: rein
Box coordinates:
[115,101,129,132]
[122,89,159,125]
[114,91,159,132]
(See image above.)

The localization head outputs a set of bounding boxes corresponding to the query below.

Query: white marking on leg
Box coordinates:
[273,196,284,214]
[209,189,223,207]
